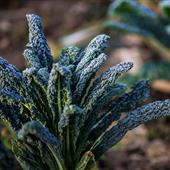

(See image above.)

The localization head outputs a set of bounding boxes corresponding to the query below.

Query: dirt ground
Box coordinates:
[99,125,170,170]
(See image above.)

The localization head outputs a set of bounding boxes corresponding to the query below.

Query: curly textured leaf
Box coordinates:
[47,63,72,124]
[83,62,133,114]
[75,34,110,79]
[58,46,80,67]
[73,53,107,103]
[88,80,150,142]
[26,14,53,71]
[23,48,42,70]
[91,100,170,158]
[18,121,60,146]
[0,57,29,97]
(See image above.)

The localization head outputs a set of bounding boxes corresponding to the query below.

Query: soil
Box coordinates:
[99,126,170,170]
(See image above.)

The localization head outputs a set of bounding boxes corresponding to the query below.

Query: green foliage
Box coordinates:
[0,14,170,170]
[160,0,170,19]
[138,60,170,80]
[107,0,170,48]
[119,60,170,86]
[106,0,170,85]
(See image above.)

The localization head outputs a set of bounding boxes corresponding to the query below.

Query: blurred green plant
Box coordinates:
[105,0,170,85]
[118,60,170,86]
[107,0,170,48]
[1,14,170,170]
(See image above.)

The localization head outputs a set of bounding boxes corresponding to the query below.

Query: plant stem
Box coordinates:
[58,76,62,116]
[66,125,73,169]
[47,144,66,170]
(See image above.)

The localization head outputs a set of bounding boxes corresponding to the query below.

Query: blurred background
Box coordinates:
[1,0,170,170]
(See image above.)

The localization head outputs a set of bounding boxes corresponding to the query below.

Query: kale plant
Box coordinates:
[107,0,170,48]
[105,0,170,85]
[0,14,170,170]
